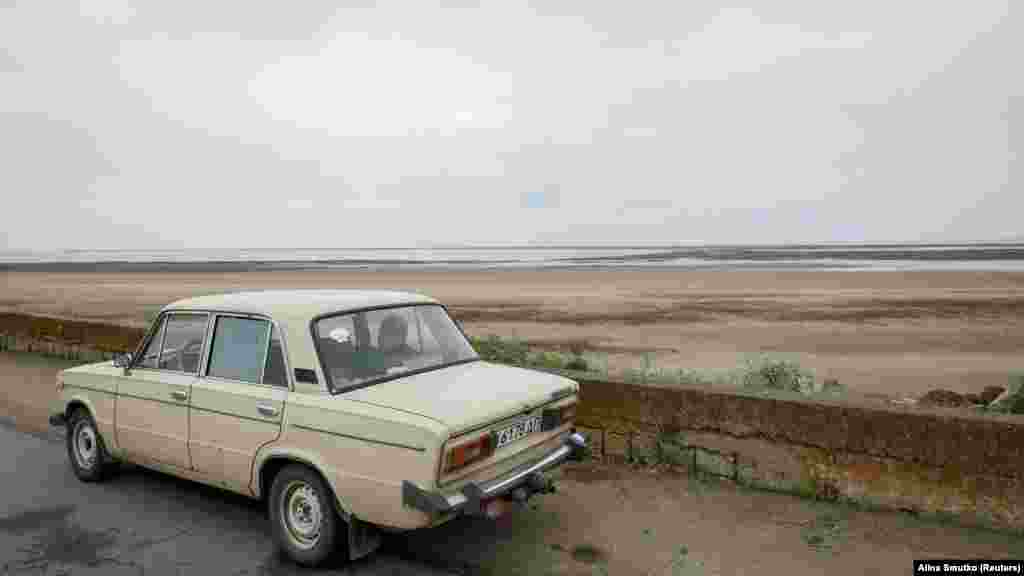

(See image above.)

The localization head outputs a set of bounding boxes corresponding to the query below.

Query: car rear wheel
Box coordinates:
[269,464,346,567]
[66,408,113,482]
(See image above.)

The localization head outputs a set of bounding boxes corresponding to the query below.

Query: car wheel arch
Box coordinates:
[65,398,95,422]
[64,397,110,444]
[256,453,351,521]
[64,400,116,479]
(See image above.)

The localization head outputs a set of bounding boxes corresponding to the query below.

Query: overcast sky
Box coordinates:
[1,1,1020,250]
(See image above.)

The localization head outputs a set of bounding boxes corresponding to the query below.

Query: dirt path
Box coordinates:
[0,351,74,438]
[2,351,1021,575]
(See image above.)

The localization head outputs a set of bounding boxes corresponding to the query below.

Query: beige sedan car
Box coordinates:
[49,290,586,566]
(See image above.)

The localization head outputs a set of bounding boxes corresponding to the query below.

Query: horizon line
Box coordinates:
[3,239,1023,253]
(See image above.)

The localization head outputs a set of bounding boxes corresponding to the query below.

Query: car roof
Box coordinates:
[162,290,440,321]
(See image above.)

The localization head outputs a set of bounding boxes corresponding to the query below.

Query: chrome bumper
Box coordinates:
[402,432,587,517]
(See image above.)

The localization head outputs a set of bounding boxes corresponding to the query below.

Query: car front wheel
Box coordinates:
[269,464,346,567]
[66,408,113,482]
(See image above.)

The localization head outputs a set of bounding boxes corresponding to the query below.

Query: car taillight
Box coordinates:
[542,402,577,430]
[444,432,495,474]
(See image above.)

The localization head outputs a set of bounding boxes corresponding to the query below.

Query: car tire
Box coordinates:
[269,464,346,567]
[66,408,113,482]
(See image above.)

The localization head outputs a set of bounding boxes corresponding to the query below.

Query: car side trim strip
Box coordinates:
[63,384,114,395]
[116,391,184,408]
[291,423,425,452]
[67,387,278,424]
[190,405,278,424]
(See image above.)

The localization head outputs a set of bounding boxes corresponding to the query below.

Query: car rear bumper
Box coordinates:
[49,413,67,427]
[402,431,587,518]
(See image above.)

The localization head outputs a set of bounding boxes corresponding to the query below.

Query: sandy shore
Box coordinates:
[2,269,1022,398]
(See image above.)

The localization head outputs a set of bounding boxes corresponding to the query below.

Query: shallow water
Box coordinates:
[3,244,1024,272]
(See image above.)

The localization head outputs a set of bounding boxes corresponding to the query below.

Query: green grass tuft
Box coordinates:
[988,373,1024,414]
[800,511,846,553]
[468,335,844,399]
[739,354,816,394]
[469,334,531,366]
[468,334,605,375]
[142,308,161,325]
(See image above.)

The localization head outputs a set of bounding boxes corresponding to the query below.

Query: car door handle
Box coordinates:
[170,390,188,402]
[256,404,278,417]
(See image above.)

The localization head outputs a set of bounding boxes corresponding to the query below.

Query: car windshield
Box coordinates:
[314,304,479,391]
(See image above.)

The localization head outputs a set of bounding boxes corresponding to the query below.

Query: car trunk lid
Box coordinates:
[343,360,577,436]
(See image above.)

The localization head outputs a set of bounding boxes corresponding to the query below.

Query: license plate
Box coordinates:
[495,415,542,449]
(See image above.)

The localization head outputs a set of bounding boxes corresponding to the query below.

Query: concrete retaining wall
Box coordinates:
[0,312,144,356]
[2,311,1022,532]
[571,376,1024,533]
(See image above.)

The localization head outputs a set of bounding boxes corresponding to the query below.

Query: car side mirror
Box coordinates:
[113,353,132,373]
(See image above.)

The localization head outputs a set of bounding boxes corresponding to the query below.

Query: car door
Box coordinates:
[188,314,289,493]
[116,312,209,470]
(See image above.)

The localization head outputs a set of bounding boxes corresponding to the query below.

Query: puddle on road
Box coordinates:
[0,505,77,534]
[0,504,121,573]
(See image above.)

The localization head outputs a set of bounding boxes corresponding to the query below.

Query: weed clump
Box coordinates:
[469,334,530,366]
[469,335,843,399]
[740,355,816,393]
[988,373,1024,415]
[801,511,845,553]
[528,350,565,370]
[564,355,589,371]
[579,352,609,375]
[468,334,607,374]
[142,308,162,325]
[630,434,678,468]
[623,352,718,387]
[653,430,689,466]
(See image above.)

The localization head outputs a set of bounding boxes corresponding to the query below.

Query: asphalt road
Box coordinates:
[0,417,472,576]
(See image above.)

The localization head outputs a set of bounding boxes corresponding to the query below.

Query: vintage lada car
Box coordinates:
[49,290,586,566]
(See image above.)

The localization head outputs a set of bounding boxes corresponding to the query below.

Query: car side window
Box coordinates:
[263,325,288,388]
[136,316,167,369]
[158,314,209,373]
[207,316,271,385]
[316,315,360,379]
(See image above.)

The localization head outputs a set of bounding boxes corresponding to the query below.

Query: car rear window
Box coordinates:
[315,304,478,391]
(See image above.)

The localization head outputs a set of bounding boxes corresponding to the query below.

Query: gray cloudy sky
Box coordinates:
[1,1,1020,250]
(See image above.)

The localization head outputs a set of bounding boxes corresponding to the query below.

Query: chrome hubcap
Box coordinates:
[74,421,97,470]
[281,481,322,549]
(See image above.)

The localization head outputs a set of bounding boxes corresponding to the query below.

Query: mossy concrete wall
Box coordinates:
[571,376,1024,533]
[2,312,1022,532]
[0,312,144,356]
